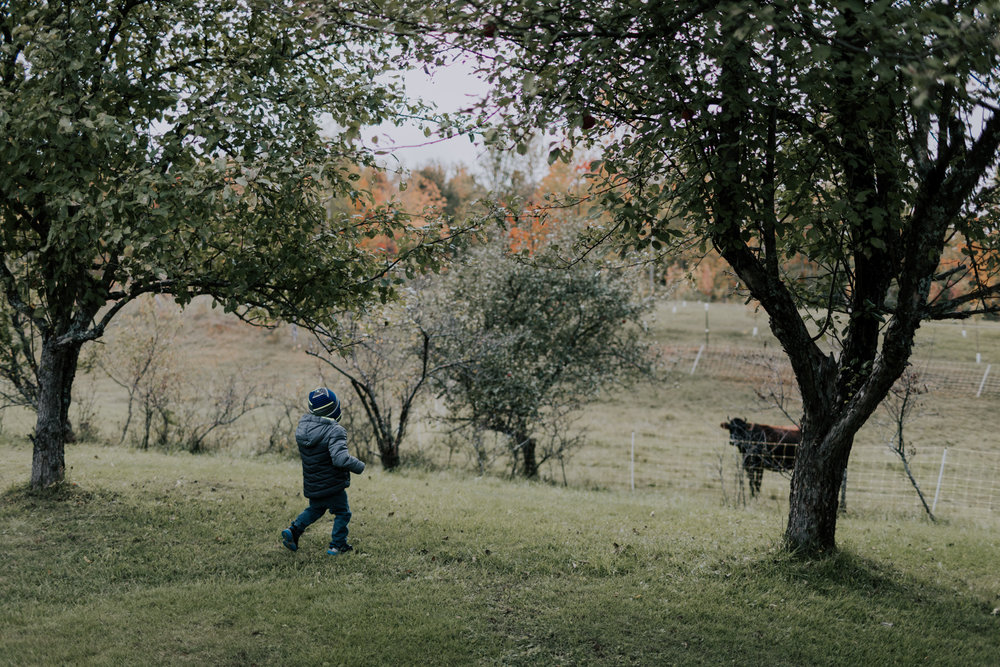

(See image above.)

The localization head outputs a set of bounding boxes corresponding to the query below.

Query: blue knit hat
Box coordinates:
[308,387,341,420]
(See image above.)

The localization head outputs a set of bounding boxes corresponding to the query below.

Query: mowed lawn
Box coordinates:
[2,439,999,666]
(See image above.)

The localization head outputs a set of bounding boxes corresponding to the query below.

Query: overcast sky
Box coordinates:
[366,63,491,172]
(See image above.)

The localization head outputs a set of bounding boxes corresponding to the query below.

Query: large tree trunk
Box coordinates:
[30,337,82,489]
[784,424,854,554]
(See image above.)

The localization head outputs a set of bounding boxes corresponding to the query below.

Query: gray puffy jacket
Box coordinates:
[295,413,365,499]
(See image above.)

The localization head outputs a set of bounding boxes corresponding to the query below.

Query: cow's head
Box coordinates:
[721,418,753,454]
[721,417,749,434]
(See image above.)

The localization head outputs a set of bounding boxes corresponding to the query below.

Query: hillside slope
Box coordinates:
[2,440,998,665]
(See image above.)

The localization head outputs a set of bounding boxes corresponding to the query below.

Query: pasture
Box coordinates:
[1,297,997,516]
[2,297,999,663]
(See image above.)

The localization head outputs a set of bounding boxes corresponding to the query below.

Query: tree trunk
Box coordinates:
[521,436,538,478]
[784,423,854,554]
[379,441,400,470]
[30,337,82,489]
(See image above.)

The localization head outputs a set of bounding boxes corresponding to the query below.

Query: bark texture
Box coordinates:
[30,338,82,489]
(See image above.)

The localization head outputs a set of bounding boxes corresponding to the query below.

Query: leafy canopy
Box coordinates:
[413,0,1000,320]
[0,0,443,353]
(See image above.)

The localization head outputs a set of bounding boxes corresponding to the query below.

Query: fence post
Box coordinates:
[704,302,710,346]
[931,448,948,514]
[690,344,705,375]
[976,364,991,398]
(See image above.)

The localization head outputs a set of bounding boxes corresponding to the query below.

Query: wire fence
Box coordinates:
[662,345,999,398]
[844,444,1000,517]
[597,435,999,519]
[591,345,1000,518]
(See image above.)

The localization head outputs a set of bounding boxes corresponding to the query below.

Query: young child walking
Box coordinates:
[281,387,365,555]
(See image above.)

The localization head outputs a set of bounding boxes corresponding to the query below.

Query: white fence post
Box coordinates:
[932,448,948,514]
[976,364,991,398]
[704,302,710,346]
[690,344,706,375]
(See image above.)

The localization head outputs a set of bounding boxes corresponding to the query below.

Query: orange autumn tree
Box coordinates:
[509,158,603,255]
[931,233,1000,313]
[332,167,449,258]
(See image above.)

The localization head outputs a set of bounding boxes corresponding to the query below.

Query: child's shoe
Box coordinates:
[281,527,299,552]
[327,543,353,556]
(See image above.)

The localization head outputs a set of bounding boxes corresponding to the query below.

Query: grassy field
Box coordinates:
[647,298,1000,364]
[2,439,999,666]
[2,298,999,663]
[2,297,997,506]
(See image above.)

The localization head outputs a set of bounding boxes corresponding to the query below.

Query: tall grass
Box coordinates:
[2,439,998,665]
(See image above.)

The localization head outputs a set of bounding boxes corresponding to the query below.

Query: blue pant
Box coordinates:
[291,489,351,549]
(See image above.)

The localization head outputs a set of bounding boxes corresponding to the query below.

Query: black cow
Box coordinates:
[720,418,801,497]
